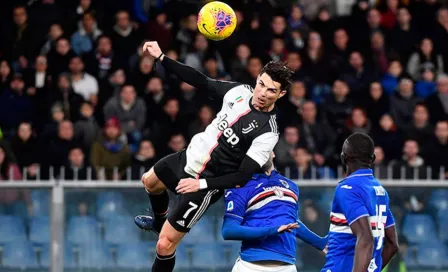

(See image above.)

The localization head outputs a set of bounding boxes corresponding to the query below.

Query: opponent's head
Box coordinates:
[341,133,375,174]
[253,61,293,112]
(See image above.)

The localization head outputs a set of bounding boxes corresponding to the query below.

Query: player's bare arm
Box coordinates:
[350,216,374,272]
[381,225,399,269]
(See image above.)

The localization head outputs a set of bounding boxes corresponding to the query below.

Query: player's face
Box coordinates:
[253,73,286,111]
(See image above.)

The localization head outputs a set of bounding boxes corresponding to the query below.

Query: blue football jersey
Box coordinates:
[224,170,299,264]
[322,169,395,272]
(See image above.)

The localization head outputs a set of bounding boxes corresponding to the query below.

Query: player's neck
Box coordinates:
[346,164,370,176]
[265,166,274,176]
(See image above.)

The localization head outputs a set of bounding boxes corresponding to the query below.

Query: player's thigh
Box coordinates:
[168,189,222,232]
[149,150,186,192]
[156,220,186,255]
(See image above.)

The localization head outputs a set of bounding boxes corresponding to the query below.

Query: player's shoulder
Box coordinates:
[223,83,253,100]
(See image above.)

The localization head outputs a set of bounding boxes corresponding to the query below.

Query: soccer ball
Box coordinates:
[197,1,237,41]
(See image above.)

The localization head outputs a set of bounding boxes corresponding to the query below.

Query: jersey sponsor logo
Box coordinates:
[279,179,289,188]
[176,220,185,227]
[274,188,284,198]
[227,201,234,211]
[242,120,258,134]
[217,114,240,145]
[341,185,352,189]
[373,186,386,196]
[225,191,232,198]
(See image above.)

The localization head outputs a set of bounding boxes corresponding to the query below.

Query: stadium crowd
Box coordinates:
[0,0,447,182]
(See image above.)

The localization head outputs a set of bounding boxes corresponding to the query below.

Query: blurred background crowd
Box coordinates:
[0,0,447,271]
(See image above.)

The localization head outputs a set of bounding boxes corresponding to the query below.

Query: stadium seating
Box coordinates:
[78,242,115,269]
[2,241,39,269]
[67,216,100,244]
[30,190,50,217]
[183,216,215,244]
[191,243,233,271]
[0,215,27,244]
[116,242,153,269]
[40,242,76,269]
[402,214,437,243]
[173,243,191,271]
[96,191,128,220]
[416,241,448,269]
[30,216,50,245]
[104,215,140,244]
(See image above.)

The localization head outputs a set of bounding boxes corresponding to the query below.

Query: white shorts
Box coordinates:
[232,257,298,272]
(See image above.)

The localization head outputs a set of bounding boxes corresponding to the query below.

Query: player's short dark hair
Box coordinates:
[260,61,294,91]
[343,133,375,164]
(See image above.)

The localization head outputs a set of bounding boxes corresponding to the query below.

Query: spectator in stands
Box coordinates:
[49,73,84,123]
[146,9,172,52]
[299,101,336,167]
[390,77,422,130]
[40,24,64,56]
[236,56,262,86]
[47,37,76,80]
[311,7,336,49]
[268,38,288,62]
[303,31,329,91]
[378,0,400,30]
[300,202,327,269]
[97,68,127,123]
[203,55,230,80]
[230,44,251,80]
[84,35,116,79]
[0,60,12,91]
[0,144,30,210]
[279,81,307,128]
[354,8,383,51]
[90,117,131,180]
[415,66,437,98]
[288,4,307,30]
[187,105,214,141]
[407,38,444,80]
[423,121,448,179]
[290,147,334,179]
[370,31,393,75]
[103,85,146,148]
[41,103,65,140]
[322,80,354,134]
[274,126,300,171]
[373,146,389,179]
[404,103,434,146]
[42,120,79,179]
[10,122,39,177]
[342,51,377,98]
[1,6,37,62]
[341,107,372,140]
[185,34,225,73]
[74,102,99,152]
[426,74,448,123]
[175,14,198,60]
[110,10,141,67]
[144,76,167,127]
[166,133,186,155]
[69,56,98,106]
[373,114,402,160]
[381,60,404,96]
[131,140,157,180]
[363,82,390,130]
[70,12,103,56]
[64,147,95,180]
[389,7,417,64]
[131,55,154,93]
[285,52,309,82]
[394,139,426,179]
[0,74,35,138]
[433,7,448,70]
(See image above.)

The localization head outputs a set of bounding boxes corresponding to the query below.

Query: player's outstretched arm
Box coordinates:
[350,217,374,272]
[381,225,399,269]
[294,220,328,252]
[143,41,238,99]
[222,217,298,241]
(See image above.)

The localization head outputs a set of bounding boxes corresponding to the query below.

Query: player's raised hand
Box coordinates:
[142,41,163,60]
[176,178,200,194]
[277,222,299,233]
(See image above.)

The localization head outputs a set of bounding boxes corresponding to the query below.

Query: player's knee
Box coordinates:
[156,235,177,256]
[142,169,161,193]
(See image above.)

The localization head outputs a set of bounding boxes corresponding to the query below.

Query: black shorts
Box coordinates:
[153,150,223,233]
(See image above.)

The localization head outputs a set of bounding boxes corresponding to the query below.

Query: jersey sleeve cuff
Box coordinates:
[385,223,395,228]
[199,179,208,190]
[348,214,369,225]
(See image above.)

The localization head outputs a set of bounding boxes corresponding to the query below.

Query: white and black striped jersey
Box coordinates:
[184,81,279,179]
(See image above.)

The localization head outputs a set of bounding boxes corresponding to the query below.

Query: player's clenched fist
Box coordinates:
[142,41,164,60]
